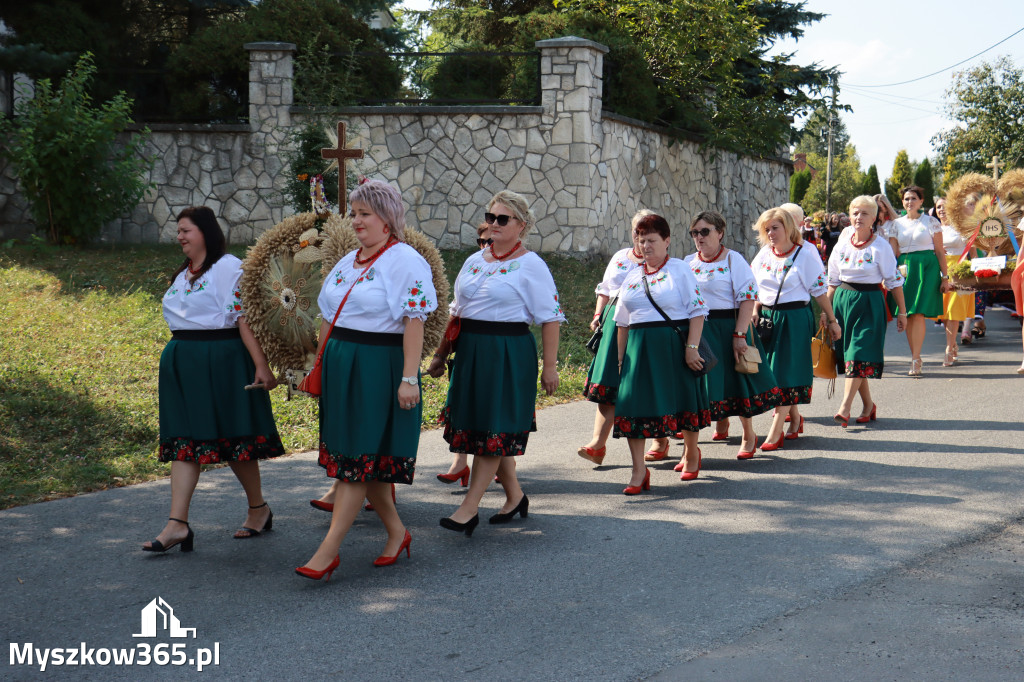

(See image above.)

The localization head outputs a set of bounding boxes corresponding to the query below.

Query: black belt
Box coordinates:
[330,326,403,346]
[840,281,881,292]
[707,308,738,319]
[762,300,809,311]
[460,319,531,336]
[171,328,240,341]
[632,319,691,330]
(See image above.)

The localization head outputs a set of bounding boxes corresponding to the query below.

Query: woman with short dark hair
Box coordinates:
[142,206,283,554]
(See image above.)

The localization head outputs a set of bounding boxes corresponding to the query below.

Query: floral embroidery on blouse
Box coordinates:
[626,281,641,291]
[405,280,433,311]
[812,272,825,288]
[552,294,564,317]
[615,260,630,270]
[692,287,705,308]
[165,287,178,298]
[468,264,483,275]
[334,270,347,285]
[184,280,206,295]
[225,289,243,313]
[739,283,756,300]
[355,267,375,285]
[840,249,875,267]
[648,272,668,286]
[485,260,522,277]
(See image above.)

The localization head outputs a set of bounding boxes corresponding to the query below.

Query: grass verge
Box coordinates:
[0,242,602,508]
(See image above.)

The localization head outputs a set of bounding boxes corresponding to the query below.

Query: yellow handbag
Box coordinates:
[811,324,837,379]
[735,325,761,375]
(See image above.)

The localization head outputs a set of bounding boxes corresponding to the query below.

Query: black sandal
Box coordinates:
[234,502,273,539]
[142,518,194,553]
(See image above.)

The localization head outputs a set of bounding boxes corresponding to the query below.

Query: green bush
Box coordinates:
[790,169,812,204]
[0,53,154,245]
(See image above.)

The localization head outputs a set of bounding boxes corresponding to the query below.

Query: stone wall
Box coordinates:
[0,38,790,257]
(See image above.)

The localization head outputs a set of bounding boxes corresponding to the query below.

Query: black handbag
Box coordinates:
[642,274,717,377]
[756,244,803,346]
[585,295,617,355]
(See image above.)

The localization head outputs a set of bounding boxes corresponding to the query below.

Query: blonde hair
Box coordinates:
[754,207,801,247]
[488,190,536,238]
[780,202,805,224]
[849,195,879,218]
[631,208,655,231]
[873,193,898,223]
[349,180,406,240]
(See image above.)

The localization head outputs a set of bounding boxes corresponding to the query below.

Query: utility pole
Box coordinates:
[824,75,837,214]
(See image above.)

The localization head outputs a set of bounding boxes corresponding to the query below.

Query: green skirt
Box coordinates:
[898,251,942,317]
[702,316,783,419]
[761,304,814,406]
[159,337,283,464]
[441,329,538,457]
[318,335,420,484]
[613,323,711,438]
[833,287,886,378]
[583,302,620,404]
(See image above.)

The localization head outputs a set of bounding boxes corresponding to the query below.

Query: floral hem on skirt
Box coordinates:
[583,380,617,404]
[441,407,534,457]
[614,410,711,438]
[318,444,415,484]
[845,360,883,378]
[159,434,284,464]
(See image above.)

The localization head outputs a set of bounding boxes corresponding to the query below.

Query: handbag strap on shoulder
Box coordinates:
[642,274,687,347]
[773,243,804,307]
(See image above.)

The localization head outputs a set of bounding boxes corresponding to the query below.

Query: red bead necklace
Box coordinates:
[631,247,643,260]
[355,235,395,265]
[851,232,873,248]
[490,240,522,261]
[187,259,202,276]
[643,255,669,276]
[698,245,725,263]
[771,243,797,259]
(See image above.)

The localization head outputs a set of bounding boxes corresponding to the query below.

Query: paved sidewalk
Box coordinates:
[2,311,1024,680]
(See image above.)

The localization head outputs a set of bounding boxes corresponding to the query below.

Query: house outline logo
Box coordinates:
[132,597,197,639]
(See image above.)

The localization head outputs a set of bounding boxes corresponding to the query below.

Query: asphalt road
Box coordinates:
[2,309,1023,681]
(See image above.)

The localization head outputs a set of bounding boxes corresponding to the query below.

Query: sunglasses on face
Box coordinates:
[689,228,713,238]
[477,237,493,247]
[484,212,518,226]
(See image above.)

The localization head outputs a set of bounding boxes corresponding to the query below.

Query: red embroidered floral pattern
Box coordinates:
[159,434,283,464]
[439,406,533,457]
[709,388,783,420]
[613,410,712,438]
[845,360,882,378]
[583,380,617,405]
[773,385,812,406]
[317,444,415,483]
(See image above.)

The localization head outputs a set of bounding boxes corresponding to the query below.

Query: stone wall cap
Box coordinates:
[293,105,544,116]
[534,36,609,53]
[244,42,297,52]
[125,122,250,133]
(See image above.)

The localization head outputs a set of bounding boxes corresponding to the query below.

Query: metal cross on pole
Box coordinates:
[321,121,364,215]
[986,154,1003,180]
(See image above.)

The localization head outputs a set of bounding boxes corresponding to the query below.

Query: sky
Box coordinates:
[400,1,1024,183]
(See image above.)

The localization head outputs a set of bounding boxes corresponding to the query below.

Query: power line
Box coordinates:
[842,84,946,106]
[841,24,1024,88]
[844,88,945,116]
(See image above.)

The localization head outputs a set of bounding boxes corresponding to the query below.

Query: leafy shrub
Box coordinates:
[0,53,154,245]
[790,169,812,204]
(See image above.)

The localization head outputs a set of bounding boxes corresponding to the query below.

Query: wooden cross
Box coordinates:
[321,121,363,215]
[986,154,1003,180]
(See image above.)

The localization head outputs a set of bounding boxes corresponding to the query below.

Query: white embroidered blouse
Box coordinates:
[595,247,642,298]
[827,234,904,290]
[684,250,758,310]
[887,214,941,253]
[449,250,566,325]
[317,242,438,334]
[614,259,708,327]
[163,254,245,331]
[940,225,967,256]
[750,242,827,305]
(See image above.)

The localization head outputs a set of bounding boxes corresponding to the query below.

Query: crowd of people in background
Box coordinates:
[142,180,1022,583]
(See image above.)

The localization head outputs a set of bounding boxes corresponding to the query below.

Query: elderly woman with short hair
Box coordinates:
[428,190,563,535]
[826,196,907,425]
[751,207,840,450]
[296,180,437,581]
[613,213,710,493]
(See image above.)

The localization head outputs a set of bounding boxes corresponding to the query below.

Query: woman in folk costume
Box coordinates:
[143,206,284,553]
[296,180,437,581]
[428,190,563,535]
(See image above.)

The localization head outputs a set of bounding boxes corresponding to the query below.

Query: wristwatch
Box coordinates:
[939,273,949,279]
[401,375,418,386]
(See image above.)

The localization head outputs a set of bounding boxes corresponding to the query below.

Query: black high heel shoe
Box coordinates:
[142,518,194,553]
[235,502,273,539]
[439,514,479,537]
[488,495,529,524]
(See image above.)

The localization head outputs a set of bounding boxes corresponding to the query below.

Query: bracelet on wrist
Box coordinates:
[732,332,745,338]
[686,343,699,350]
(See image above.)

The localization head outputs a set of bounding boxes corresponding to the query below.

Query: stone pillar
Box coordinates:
[534,37,608,252]
[243,42,296,237]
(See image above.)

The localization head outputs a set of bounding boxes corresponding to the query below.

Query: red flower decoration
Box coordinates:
[198,454,211,464]
[976,268,999,278]
[326,463,338,477]
[410,287,419,295]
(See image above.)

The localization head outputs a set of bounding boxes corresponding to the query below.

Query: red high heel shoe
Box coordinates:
[784,416,804,440]
[711,424,730,441]
[295,555,340,582]
[365,483,396,512]
[644,445,669,461]
[680,449,702,481]
[373,530,412,567]
[674,447,701,472]
[855,404,877,424]
[437,466,470,486]
[623,468,651,495]
[736,446,756,460]
[309,499,334,513]
[577,445,606,465]
[760,434,784,451]
[833,413,849,429]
